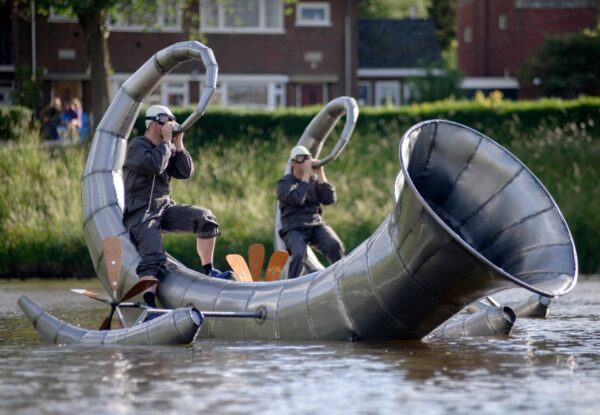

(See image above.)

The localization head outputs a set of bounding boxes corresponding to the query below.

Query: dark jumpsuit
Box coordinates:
[276,173,344,278]
[122,136,219,278]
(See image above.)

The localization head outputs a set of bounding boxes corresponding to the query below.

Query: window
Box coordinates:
[164,80,188,107]
[463,26,473,43]
[0,83,12,106]
[202,76,287,109]
[296,2,331,27]
[107,0,183,32]
[357,81,371,106]
[374,81,400,107]
[498,14,507,30]
[110,75,188,107]
[201,0,284,33]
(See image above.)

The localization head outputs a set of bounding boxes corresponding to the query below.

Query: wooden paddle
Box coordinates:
[248,243,265,281]
[264,250,289,281]
[226,254,254,282]
[103,236,122,299]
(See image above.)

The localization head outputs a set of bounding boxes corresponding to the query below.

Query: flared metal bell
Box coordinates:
[385,120,577,336]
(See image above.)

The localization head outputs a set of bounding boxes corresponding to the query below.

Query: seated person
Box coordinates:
[123,105,232,309]
[60,98,83,142]
[276,145,345,278]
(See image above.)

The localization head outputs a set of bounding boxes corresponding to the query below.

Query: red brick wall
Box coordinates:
[16,0,358,108]
[458,0,597,78]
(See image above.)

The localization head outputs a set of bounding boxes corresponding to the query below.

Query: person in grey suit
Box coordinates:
[276,145,345,278]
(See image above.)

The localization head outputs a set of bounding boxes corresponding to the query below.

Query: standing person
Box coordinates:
[123,105,231,310]
[276,145,345,279]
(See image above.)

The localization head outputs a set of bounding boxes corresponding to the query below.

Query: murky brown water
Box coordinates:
[1,277,599,415]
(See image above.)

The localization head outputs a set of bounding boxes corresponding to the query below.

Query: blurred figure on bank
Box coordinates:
[40,97,62,141]
[60,98,83,142]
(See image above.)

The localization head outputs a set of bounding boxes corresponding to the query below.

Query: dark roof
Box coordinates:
[358,19,442,68]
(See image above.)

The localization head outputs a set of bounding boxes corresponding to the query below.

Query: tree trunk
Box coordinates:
[78,9,111,130]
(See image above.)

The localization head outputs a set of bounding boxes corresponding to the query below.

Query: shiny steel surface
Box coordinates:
[17,295,201,345]
[429,306,516,338]
[83,40,576,341]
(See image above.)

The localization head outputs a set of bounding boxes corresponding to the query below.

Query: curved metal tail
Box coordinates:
[17,295,202,345]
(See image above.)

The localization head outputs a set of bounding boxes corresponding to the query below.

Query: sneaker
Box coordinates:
[209,268,233,280]
[143,311,163,323]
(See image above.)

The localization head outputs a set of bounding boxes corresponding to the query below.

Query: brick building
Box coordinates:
[457,0,598,98]
[1,0,442,117]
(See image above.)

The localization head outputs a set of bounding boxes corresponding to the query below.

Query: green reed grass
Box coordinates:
[1,119,598,278]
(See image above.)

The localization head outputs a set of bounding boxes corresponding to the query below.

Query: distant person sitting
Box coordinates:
[40,97,62,141]
[276,145,345,278]
[60,98,84,143]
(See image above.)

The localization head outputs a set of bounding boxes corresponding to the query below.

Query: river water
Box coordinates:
[1,277,599,415]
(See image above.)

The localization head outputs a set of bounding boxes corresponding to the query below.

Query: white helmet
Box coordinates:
[145,105,174,128]
[289,145,311,161]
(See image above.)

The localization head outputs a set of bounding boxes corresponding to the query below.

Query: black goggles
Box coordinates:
[146,113,176,125]
[293,154,310,163]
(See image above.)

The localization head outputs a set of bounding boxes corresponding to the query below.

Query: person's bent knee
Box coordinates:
[193,209,221,239]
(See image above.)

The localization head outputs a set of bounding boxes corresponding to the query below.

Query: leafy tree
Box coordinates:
[14,0,178,129]
[519,28,600,98]
[11,64,45,111]
[407,41,463,103]
[359,0,431,19]
[427,0,456,52]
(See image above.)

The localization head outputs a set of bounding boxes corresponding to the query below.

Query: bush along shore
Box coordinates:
[1,97,598,278]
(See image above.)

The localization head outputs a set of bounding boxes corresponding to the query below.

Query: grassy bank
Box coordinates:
[1,103,599,278]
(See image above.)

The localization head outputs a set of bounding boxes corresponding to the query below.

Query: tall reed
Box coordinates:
[0,117,598,278]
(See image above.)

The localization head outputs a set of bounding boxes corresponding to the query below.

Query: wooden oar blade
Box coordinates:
[103,236,122,295]
[248,243,265,281]
[70,289,111,304]
[226,254,253,282]
[119,276,158,303]
[264,251,289,281]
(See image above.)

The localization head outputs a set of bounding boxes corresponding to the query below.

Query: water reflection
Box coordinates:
[1,278,599,414]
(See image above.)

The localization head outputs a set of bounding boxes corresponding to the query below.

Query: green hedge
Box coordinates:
[132,97,600,149]
[0,106,34,142]
[1,97,599,278]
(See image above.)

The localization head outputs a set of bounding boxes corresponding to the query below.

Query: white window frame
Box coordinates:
[200,0,284,34]
[463,26,473,43]
[110,74,189,107]
[357,81,371,106]
[374,81,400,107]
[498,14,507,30]
[107,1,183,33]
[295,2,331,27]
[162,76,190,107]
[0,84,13,106]
[202,75,288,110]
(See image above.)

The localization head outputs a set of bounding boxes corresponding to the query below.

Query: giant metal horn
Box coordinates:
[157,120,577,340]
[82,39,576,341]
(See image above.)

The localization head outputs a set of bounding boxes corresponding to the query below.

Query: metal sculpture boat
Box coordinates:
[79,41,577,342]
